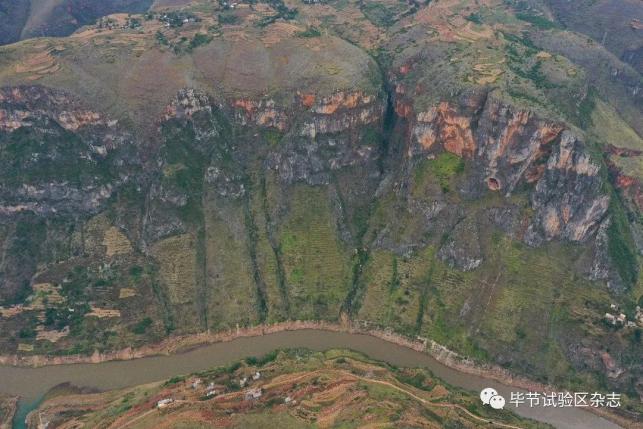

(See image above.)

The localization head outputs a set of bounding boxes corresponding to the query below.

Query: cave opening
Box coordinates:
[487,177,500,191]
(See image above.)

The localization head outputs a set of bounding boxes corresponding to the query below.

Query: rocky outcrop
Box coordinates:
[525,131,608,245]
[0,86,115,132]
[0,86,137,217]
[473,97,564,196]
[370,81,618,278]
[300,91,382,138]
[232,98,289,131]
[0,84,613,271]
[266,90,385,185]
[409,100,478,158]
[398,89,609,250]
[438,216,483,271]
[1,183,114,216]
[587,219,613,281]
[162,88,212,121]
[407,91,565,195]
[0,395,17,429]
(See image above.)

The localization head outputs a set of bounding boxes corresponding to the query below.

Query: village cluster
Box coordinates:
[88,0,329,41]
[219,1,239,9]
[603,303,643,328]
[93,10,200,33]
[155,370,294,410]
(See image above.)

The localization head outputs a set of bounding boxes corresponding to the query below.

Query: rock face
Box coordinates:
[0,82,616,297]
[0,0,641,414]
[0,86,113,132]
[472,97,563,196]
[163,89,213,121]
[0,82,636,399]
[232,98,289,131]
[437,216,483,271]
[390,88,611,269]
[268,90,385,185]
[0,82,622,318]
[525,131,609,246]
[0,86,136,217]
[408,98,480,159]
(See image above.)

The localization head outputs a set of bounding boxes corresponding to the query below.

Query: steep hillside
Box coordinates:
[0,0,641,422]
[0,0,154,46]
[0,1,31,46]
[538,0,643,73]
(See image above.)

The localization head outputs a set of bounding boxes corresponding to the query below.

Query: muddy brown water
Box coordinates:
[0,330,623,429]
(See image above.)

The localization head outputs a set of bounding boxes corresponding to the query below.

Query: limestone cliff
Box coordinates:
[0,0,641,409]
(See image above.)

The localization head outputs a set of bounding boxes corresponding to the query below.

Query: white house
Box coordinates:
[245,388,262,400]
[157,398,174,409]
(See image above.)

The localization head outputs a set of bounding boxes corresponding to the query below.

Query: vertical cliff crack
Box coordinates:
[378,85,397,174]
[150,269,176,334]
[469,88,490,137]
[243,185,269,323]
[339,76,398,320]
[139,183,153,255]
[197,180,208,332]
[414,257,436,335]
[336,176,371,320]
[260,173,290,318]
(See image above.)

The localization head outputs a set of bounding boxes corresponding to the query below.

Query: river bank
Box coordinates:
[0,395,17,429]
[0,320,556,392]
[0,321,637,428]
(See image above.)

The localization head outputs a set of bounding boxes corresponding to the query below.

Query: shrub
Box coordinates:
[218,13,239,25]
[516,13,557,30]
[297,27,321,38]
[189,33,213,49]
[132,317,153,335]
[465,13,482,24]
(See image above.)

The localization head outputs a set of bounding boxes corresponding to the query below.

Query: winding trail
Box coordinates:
[115,368,525,429]
[109,369,524,429]
[355,375,524,429]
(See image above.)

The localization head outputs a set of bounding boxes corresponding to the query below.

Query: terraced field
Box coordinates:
[25,349,553,429]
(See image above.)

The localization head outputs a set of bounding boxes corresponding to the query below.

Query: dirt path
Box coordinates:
[112,368,524,429]
[351,374,525,429]
[111,408,156,429]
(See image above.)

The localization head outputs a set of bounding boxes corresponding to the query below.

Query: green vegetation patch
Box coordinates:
[278,185,351,320]
[263,129,283,146]
[465,13,483,24]
[218,12,240,25]
[244,349,279,366]
[131,317,153,335]
[361,2,401,28]
[0,125,113,186]
[607,194,638,288]
[577,87,597,129]
[296,27,321,38]
[189,33,213,50]
[414,152,465,194]
[515,12,558,30]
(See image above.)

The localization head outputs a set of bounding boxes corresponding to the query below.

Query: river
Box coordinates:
[0,329,623,429]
